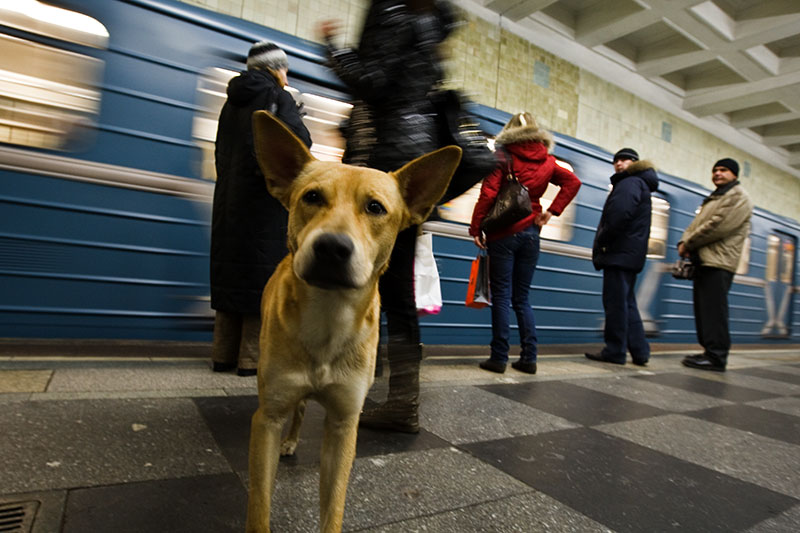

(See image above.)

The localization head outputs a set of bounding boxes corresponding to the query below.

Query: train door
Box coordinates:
[193,67,351,180]
[638,195,670,336]
[761,232,796,338]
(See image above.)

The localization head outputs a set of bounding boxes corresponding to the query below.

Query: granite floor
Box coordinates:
[1,348,799,532]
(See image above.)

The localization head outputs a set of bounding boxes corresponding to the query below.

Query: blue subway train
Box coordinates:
[1,0,798,346]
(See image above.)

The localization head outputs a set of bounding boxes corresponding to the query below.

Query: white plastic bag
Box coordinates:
[414,232,442,315]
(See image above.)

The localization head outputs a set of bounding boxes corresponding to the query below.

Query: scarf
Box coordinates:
[702,179,739,204]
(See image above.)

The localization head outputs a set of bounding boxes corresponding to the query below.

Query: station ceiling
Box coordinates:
[467,0,800,176]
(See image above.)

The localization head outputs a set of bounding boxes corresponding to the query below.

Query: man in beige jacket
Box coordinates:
[678,158,753,371]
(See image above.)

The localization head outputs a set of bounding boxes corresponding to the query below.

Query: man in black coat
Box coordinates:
[211,41,312,376]
[586,148,659,366]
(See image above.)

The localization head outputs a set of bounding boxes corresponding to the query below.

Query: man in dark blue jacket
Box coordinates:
[586,148,659,366]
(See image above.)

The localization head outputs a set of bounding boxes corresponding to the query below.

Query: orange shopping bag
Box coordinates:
[465,251,490,308]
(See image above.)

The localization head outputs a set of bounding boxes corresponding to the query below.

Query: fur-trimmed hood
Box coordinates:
[625,159,656,175]
[495,124,554,152]
[612,159,658,192]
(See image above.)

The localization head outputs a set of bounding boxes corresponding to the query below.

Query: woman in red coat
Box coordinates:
[469,112,581,374]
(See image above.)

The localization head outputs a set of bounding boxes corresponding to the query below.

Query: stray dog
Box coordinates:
[245,110,461,533]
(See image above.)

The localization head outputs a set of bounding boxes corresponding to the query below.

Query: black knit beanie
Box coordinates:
[613,147,639,162]
[713,158,739,176]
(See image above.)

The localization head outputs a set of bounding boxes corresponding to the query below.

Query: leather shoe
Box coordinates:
[511,360,537,374]
[237,367,257,377]
[631,358,648,367]
[479,359,506,374]
[681,355,725,372]
[212,361,236,373]
[584,352,624,365]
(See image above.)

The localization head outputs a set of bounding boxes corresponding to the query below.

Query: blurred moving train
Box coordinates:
[1,0,798,346]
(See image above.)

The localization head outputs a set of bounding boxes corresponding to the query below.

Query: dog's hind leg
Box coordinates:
[280,399,307,456]
[246,406,286,533]
[319,412,360,533]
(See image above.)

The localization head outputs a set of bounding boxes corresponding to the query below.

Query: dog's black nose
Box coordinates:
[313,233,354,263]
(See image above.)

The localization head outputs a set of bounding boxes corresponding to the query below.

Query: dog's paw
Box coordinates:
[280,439,298,456]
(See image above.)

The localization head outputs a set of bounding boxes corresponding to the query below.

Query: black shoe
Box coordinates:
[212,361,236,373]
[479,359,507,374]
[681,355,725,372]
[584,352,624,365]
[237,367,257,377]
[631,358,649,367]
[511,360,537,374]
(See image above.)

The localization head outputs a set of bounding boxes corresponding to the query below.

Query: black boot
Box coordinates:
[360,344,421,433]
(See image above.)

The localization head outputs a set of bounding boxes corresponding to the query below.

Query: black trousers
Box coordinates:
[601,267,649,363]
[692,266,735,365]
[378,225,421,362]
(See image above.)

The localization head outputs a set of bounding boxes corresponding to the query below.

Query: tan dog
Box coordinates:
[245,110,461,533]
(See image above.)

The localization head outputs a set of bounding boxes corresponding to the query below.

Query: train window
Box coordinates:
[764,234,794,282]
[780,238,795,284]
[539,160,576,242]
[437,157,577,242]
[432,136,497,226]
[192,68,351,180]
[736,236,751,276]
[766,235,779,281]
[285,88,351,162]
[0,2,107,150]
[437,182,480,225]
[647,197,669,259]
[193,68,237,180]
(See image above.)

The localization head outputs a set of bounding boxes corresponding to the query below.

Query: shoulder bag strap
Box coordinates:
[500,147,516,182]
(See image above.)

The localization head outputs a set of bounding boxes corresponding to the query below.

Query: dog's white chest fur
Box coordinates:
[298,290,373,363]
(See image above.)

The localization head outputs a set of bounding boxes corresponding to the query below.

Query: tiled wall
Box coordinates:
[576,72,800,216]
[178,0,799,219]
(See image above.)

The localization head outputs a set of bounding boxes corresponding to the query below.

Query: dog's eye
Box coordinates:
[302,190,324,205]
[366,199,387,215]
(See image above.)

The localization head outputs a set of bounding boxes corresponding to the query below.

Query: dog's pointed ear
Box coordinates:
[392,146,462,226]
[252,110,314,208]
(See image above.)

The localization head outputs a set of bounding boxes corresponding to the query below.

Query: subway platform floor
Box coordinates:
[1,346,799,532]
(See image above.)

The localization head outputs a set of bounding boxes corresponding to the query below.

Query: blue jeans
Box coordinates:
[487,225,540,363]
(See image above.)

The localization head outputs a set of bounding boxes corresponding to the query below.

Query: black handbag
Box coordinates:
[671,258,695,280]
[430,89,497,204]
[480,149,532,234]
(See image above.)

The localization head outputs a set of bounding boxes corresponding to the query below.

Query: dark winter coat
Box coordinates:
[592,160,659,273]
[469,125,581,242]
[211,69,312,313]
[325,0,455,172]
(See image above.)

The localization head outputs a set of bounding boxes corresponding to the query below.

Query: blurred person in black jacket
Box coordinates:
[318,0,456,433]
[211,41,312,376]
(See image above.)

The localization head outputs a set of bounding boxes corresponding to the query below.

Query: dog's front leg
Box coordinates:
[319,412,360,533]
[246,406,286,533]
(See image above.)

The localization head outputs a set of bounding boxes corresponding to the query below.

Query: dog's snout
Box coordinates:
[301,233,359,289]
[313,233,354,263]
